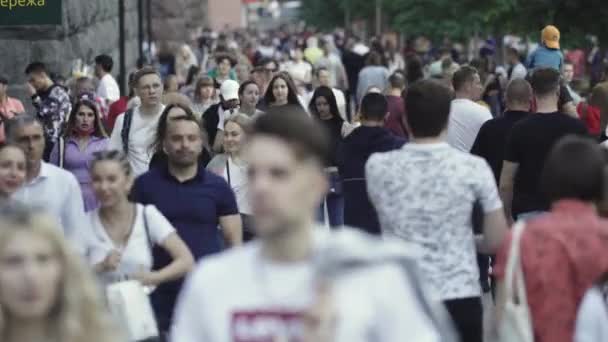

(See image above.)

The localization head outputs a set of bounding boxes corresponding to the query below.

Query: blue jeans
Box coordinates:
[318,193,345,228]
[317,170,344,228]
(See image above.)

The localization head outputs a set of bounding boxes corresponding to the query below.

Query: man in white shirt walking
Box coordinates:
[7,115,86,238]
[94,54,121,106]
[447,66,492,152]
[171,110,452,342]
[109,67,165,176]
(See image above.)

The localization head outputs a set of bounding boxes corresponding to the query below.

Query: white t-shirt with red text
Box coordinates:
[171,229,441,342]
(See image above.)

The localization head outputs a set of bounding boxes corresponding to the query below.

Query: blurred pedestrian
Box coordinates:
[0,203,122,342]
[496,136,608,342]
[7,115,86,238]
[207,114,255,241]
[0,143,26,199]
[94,54,120,106]
[356,51,389,104]
[0,76,25,143]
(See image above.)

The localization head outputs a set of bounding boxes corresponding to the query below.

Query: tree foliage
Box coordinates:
[300,0,608,46]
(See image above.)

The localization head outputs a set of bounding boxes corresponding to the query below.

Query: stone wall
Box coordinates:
[0,0,139,111]
[151,0,207,43]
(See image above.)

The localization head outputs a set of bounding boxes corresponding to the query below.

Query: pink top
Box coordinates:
[0,97,25,142]
[495,200,608,342]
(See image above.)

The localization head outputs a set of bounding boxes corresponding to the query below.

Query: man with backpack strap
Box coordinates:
[109,67,165,176]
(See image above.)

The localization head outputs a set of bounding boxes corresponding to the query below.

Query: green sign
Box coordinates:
[0,0,62,25]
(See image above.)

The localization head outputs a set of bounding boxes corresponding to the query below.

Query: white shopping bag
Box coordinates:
[106,280,160,342]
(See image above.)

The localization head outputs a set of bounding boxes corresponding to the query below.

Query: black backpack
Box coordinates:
[120,108,135,153]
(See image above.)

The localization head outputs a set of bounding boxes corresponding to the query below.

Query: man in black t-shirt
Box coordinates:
[500,68,587,221]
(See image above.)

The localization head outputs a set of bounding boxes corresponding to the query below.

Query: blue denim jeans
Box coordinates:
[317,170,344,228]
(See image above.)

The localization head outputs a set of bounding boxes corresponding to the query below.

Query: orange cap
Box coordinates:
[542,25,560,49]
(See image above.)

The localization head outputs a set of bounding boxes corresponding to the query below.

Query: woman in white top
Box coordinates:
[207,114,254,241]
[82,150,194,287]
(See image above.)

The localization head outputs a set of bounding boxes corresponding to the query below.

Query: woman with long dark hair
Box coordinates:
[263,72,304,110]
[50,98,109,211]
[309,86,345,228]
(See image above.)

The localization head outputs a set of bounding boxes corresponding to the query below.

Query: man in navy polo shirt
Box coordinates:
[132,113,242,335]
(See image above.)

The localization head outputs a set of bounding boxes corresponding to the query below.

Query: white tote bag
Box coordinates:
[498,221,534,342]
[106,280,161,342]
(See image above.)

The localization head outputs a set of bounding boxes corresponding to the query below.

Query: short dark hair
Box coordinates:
[541,135,606,203]
[24,62,47,75]
[452,65,478,92]
[389,72,406,89]
[151,103,206,154]
[0,75,7,85]
[215,53,236,67]
[360,93,388,121]
[253,110,330,165]
[238,80,259,96]
[506,47,520,58]
[405,80,453,138]
[366,51,383,66]
[505,79,532,106]
[5,114,43,143]
[94,54,114,73]
[132,66,161,87]
[529,68,560,97]
[315,67,329,78]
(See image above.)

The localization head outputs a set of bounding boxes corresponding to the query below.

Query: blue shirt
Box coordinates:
[526,45,563,71]
[132,163,238,260]
[131,163,239,330]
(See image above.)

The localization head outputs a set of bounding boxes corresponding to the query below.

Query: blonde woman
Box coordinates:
[82,150,194,287]
[0,202,123,342]
[207,114,254,241]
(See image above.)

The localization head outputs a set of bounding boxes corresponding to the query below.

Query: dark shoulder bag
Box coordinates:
[121,108,135,154]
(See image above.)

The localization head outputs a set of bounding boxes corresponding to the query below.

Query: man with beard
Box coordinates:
[132,114,242,337]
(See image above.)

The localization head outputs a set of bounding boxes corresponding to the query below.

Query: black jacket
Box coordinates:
[337,126,405,235]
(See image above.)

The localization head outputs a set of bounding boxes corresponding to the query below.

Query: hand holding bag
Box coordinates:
[107,280,161,342]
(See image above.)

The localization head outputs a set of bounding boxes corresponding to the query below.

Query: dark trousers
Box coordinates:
[241,213,255,242]
[43,140,54,162]
[444,297,483,342]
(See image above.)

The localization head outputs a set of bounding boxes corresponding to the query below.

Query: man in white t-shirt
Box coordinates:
[447,66,492,152]
[172,111,452,342]
[506,47,528,81]
[109,67,165,176]
[94,54,121,105]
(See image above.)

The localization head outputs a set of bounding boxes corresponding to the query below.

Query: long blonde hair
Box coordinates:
[0,203,124,342]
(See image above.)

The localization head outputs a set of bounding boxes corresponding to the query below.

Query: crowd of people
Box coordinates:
[1,21,608,342]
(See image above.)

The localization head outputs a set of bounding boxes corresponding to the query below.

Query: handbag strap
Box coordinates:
[504,221,529,306]
[142,205,153,250]
[58,137,66,169]
[225,157,231,186]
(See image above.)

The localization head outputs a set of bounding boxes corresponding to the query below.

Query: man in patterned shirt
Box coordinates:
[365,79,508,342]
[25,62,72,161]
